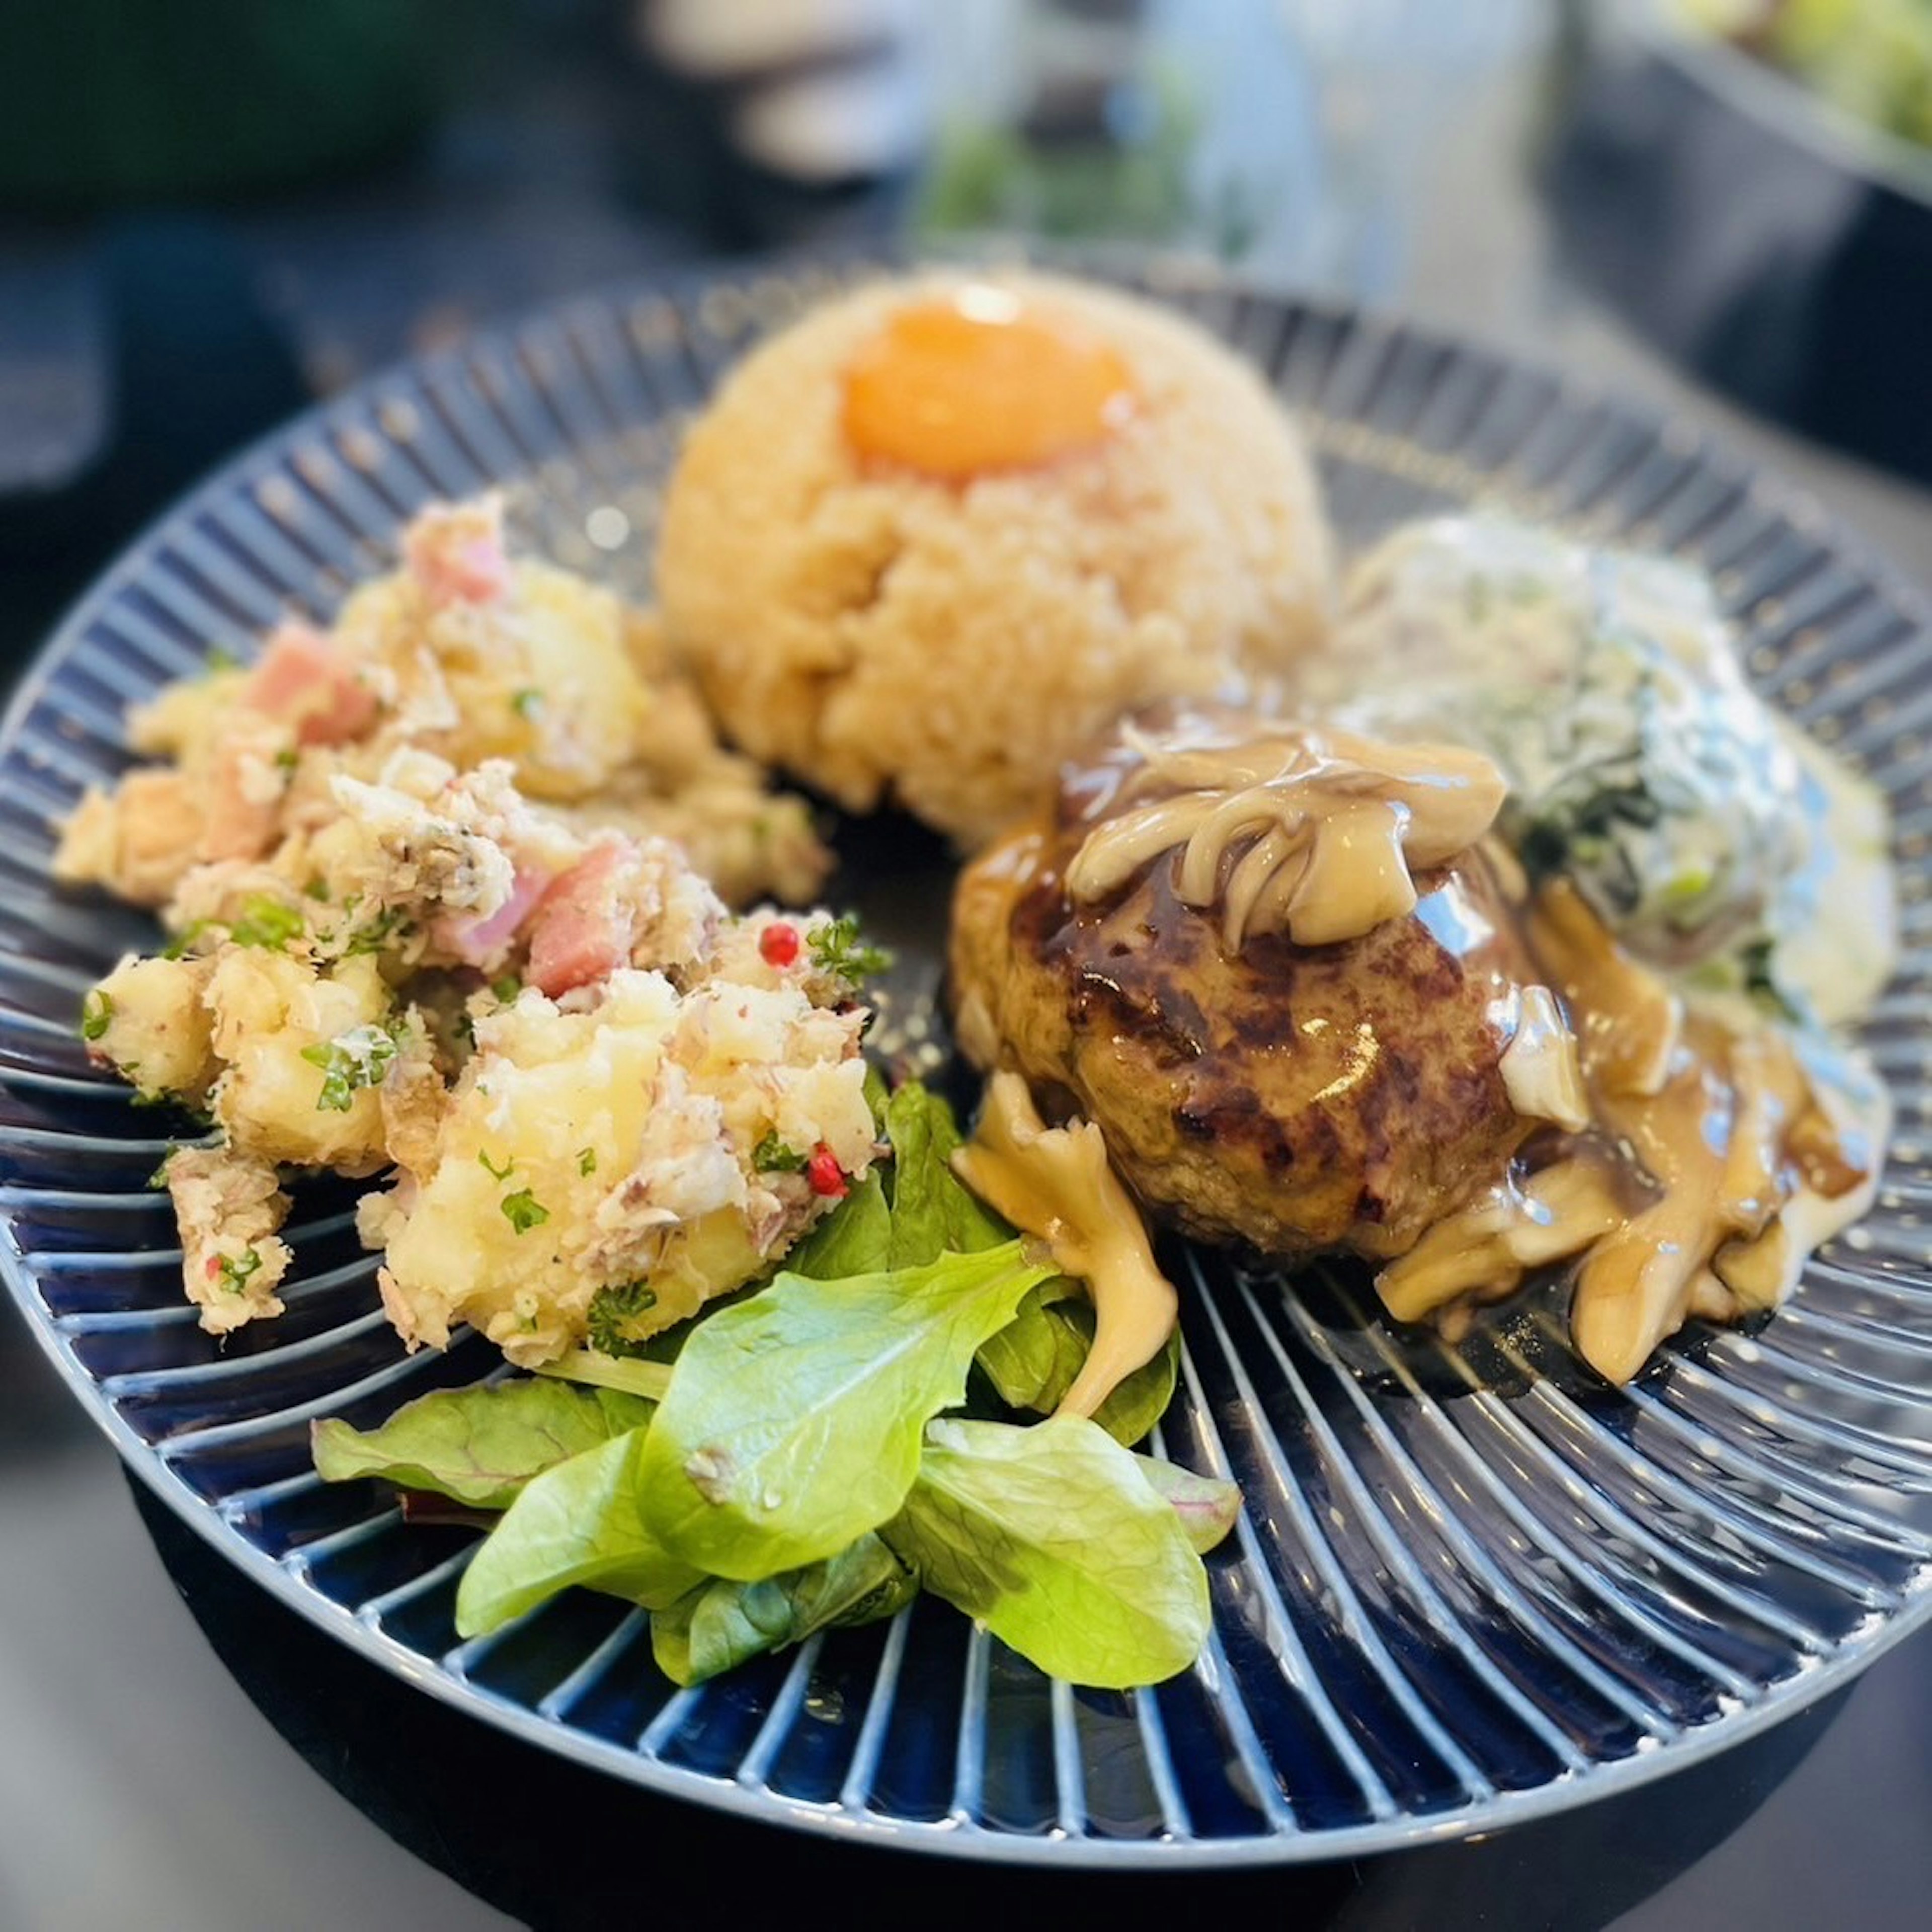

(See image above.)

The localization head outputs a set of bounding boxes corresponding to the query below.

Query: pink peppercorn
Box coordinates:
[806,1144,848,1199]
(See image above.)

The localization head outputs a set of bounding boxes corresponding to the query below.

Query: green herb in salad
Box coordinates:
[342,906,410,957]
[315,1079,1232,1688]
[751,1133,807,1173]
[807,913,893,984]
[586,1279,658,1357]
[300,1023,399,1112]
[651,1534,917,1687]
[882,1416,1220,1691]
[229,895,305,951]
[160,919,213,960]
[312,1381,656,1511]
[216,1247,264,1295]
[500,1188,550,1235]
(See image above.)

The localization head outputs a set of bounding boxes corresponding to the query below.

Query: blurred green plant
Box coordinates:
[1683,0,1932,148]
[917,61,1257,257]
[0,0,498,208]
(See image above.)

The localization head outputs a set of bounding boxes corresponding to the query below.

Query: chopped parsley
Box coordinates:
[587,1279,658,1356]
[146,1149,177,1191]
[577,1146,598,1176]
[303,877,331,903]
[808,914,892,984]
[511,687,543,719]
[343,906,408,957]
[500,1188,549,1235]
[753,1133,807,1173]
[273,746,299,773]
[160,919,213,961]
[477,1149,515,1181]
[216,1247,263,1295]
[204,645,239,675]
[79,988,113,1042]
[300,1024,399,1111]
[229,895,305,951]
[491,975,522,1004]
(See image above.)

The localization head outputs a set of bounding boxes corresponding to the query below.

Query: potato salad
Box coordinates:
[64,499,877,1359]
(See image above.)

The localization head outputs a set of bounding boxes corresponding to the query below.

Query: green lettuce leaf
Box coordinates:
[786,1079,1010,1281]
[636,1241,1054,1581]
[785,1167,892,1280]
[1131,1455,1243,1555]
[976,1282,1181,1446]
[794,1080,1180,1442]
[976,1280,1089,1413]
[310,1381,655,1510]
[650,1533,917,1686]
[454,1428,704,1637]
[880,1080,1010,1265]
[882,1416,1213,1689]
[533,1349,674,1402]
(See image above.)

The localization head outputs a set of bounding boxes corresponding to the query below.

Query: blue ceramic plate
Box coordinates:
[5,258,1931,1866]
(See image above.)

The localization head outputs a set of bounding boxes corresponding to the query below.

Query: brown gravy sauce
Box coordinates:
[1379,879,1888,1382]
[986,711,1885,1388]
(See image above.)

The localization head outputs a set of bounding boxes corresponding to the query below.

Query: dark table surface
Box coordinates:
[3,9,1930,1927]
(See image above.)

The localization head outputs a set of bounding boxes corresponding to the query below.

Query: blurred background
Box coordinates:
[4,3,1932,1925]
[4,0,1930,670]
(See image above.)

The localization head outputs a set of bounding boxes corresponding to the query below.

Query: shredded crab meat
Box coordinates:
[165,1147,294,1335]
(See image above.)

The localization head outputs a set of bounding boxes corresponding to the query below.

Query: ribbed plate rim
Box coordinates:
[3,249,1930,1868]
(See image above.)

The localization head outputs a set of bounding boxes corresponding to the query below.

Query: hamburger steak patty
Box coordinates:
[950,786,1541,1264]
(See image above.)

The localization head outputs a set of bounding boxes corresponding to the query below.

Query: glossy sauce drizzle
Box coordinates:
[1378,879,1888,1382]
[842,285,1138,479]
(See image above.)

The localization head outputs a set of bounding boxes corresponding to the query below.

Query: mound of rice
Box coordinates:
[655,270,1335,847]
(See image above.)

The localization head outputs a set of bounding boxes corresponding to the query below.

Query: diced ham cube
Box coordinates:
[527,842,639,996]
[243,622,379,746]
[430,865,552,968]
[403,499,511,606]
